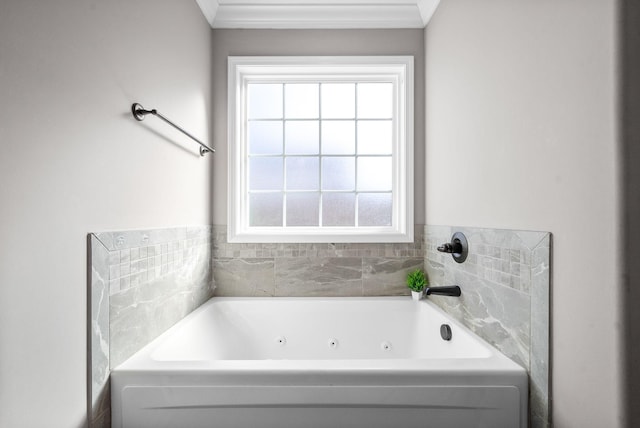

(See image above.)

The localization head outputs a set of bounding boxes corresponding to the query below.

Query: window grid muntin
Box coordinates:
[247,80,394,228]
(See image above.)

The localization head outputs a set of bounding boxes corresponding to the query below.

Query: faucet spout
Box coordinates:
[424,285,461,297]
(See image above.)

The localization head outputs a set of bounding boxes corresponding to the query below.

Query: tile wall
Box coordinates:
[211,225,425,297]
[424,225,550,428]
[88,226,214,428]
[89,223,549,428]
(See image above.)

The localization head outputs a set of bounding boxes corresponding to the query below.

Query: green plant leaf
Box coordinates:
[406,268,427,291]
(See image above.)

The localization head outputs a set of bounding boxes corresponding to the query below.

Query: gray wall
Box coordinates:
[621,0,640,426]
[425,1,622,427]
[211,29,425,225]
[0,1,213,426]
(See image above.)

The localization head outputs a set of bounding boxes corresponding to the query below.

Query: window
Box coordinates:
[228,56,413,243]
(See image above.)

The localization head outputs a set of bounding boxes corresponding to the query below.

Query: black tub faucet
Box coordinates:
[424,286,462,297]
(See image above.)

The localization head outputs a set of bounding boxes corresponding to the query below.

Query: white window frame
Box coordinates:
[228,56,414,243]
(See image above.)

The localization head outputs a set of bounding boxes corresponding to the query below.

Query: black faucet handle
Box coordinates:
[437,243,454,253]
[437,242,462,253]
[436,232,469,263]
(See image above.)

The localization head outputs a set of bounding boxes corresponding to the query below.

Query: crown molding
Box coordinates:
[416,0,440,26]
[195,0,441,29]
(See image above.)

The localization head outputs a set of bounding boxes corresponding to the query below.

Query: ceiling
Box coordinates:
[194,0,441,29]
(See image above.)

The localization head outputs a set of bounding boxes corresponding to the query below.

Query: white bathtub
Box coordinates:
[111,297,528,428]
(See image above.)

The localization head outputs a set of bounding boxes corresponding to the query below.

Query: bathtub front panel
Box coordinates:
[116,384,521,428]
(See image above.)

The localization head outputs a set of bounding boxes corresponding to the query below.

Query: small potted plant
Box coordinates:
[407,269,427,301]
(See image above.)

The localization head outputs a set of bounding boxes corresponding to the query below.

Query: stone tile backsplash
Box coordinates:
[424,224,551,428]
[89,222,549,428]
[211,225,425,297]
[105,232,210,295]
[88,226,214,428]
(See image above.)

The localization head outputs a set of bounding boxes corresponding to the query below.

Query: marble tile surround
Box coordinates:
[424,225,550,428]
[88,226,214,428]
[211,225,425,297]
[89,223,548,427]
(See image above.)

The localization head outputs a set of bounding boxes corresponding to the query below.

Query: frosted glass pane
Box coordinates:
[286,193,320,226]
[358,193,392,226]
[248,84,283,119]
[248,121,283,155]
[321,84,355,119]
[285,84,319,119]
[285,121,319,155]
[322,157,355,191]
[249,193,283,227]
[249,157,283,191]
[357,83,393,119]
[322,193,355,227]
[357,121,392,155]
[286,157,319,190]
[321,121,355,155]
[357,157,392,191]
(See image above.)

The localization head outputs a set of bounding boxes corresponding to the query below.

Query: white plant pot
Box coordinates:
[411,290,423,301]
